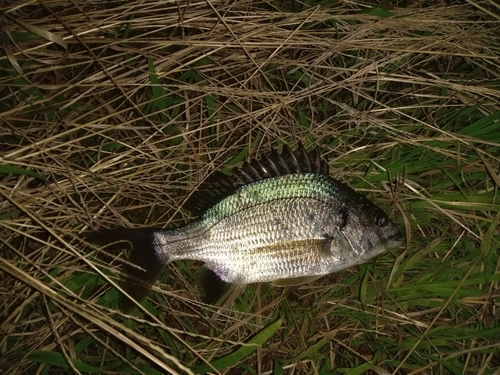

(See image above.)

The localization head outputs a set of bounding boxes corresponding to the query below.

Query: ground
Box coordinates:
[0,0,499,374]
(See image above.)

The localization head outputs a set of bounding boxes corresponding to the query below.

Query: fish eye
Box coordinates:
[374,210,388,227]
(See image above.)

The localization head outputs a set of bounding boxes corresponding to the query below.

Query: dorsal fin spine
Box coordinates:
[183,144,330,216]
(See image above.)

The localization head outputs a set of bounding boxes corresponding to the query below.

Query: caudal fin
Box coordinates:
[83,229,169,312]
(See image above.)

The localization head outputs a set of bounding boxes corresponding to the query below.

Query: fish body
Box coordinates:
[86,145,403,311]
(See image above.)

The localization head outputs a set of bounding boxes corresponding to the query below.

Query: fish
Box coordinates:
[84,144,403,312]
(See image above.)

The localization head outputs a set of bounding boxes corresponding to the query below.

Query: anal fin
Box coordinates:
[195,265,245,309]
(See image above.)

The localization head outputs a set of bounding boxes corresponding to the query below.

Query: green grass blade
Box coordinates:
[191,318,283,373]
[26,351,102,373]
[0,164,44,180]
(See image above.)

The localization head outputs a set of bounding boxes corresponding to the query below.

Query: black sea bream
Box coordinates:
[86,145,403,311]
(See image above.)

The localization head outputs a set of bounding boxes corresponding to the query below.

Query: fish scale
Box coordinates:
[177,202,339,283]
[165,174,341,257]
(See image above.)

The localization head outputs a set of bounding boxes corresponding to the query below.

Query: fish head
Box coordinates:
[330,187,404,265]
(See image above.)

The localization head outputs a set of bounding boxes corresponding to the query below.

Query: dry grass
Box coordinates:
[1,0,499,374]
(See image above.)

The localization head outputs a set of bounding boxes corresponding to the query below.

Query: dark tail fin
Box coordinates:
[83,229,169,312]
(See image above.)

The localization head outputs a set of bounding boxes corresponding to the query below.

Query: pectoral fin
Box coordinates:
[265,238,331,287]
[195,265,245,308]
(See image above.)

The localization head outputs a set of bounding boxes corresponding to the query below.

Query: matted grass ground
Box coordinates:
[1,0,499,374]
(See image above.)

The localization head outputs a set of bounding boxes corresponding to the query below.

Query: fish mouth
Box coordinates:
[386,232,404,250]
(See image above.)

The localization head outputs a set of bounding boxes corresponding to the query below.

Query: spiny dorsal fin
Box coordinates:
[183,143,330,215]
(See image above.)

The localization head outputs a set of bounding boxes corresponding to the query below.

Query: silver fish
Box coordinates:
[86,144,403,311]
